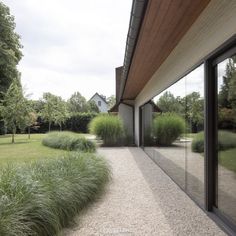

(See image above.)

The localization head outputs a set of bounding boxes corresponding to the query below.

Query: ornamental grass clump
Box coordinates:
[192,130,236,153]
[0,153,110,236]
[42,131,96,152]
[89,115,124,146]
[152,113,185,146]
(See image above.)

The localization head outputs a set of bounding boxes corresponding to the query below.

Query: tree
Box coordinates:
[41,93,58,132]
[54,97,68,131]
[41,93,68,132]
[67,92,87,113]
[228,57,236,109]
[30,99,44,113]
[107,95,116,109]
[25,111,38,139]
[0,2,23,98]
[157,91,184,115]
[218,56,236,130]
[0,2,23,134]
[218,57,236,109]
[0,79,28,143]
[87,100,99,113]
[184,92,204,132]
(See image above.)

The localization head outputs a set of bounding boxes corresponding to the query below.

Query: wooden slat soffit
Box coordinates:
[122,0,211,100]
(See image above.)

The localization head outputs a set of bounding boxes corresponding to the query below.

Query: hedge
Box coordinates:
[28,112,98,134]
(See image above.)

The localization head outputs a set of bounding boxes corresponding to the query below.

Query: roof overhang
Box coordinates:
[120,0,211,101]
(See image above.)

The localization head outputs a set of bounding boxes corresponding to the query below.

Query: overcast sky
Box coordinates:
[3,0,132,100]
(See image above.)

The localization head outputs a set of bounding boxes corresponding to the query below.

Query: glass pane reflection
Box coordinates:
[217,56,236,224]
[142,64,205,206]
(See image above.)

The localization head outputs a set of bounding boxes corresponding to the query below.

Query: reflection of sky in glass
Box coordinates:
[153,64,204,102]
[185,65,204,96]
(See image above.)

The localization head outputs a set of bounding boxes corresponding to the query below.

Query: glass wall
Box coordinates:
[217,56,236,224]
[142,64,205,206]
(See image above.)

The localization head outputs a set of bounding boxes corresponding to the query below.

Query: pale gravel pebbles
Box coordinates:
[63,147,226,236]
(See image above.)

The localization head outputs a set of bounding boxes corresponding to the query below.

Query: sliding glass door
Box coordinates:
[216,54,236,226]
[140,39,236,232]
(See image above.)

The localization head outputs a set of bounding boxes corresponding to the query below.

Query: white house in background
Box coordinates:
[89,93,108,113]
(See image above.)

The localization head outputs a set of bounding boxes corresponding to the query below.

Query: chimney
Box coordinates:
[115,66,123,103]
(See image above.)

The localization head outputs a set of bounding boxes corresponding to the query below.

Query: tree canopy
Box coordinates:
[0,79,28,142]
[41,93,69,131]
[67,92,87,113]
[107,95,116,109]
[0,2,23,98]
[156,91,204,132]
[157,91,184,115]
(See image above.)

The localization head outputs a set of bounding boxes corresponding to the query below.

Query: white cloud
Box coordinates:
[4,0,132,100]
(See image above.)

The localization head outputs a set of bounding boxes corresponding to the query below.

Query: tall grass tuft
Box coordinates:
[89,115,124,146]
[0,153,110,236]
[42,131,96,152]
[152,113,185,146]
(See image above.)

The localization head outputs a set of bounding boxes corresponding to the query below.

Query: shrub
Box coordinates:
[192,130,236,153]
[42,131,96,152]
[0,153,110,236]
[152,113,185,146]
[191,131,204,153]
[89,115,124,146]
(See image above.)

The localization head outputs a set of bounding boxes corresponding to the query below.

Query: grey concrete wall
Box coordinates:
[143,104,152,133]
[134,0,236,146]
[118,103,133,139]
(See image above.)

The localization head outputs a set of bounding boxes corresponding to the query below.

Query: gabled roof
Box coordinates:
[89,92,108,104]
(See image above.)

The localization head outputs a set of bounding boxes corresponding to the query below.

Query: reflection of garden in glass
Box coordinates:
[217,56,236,224]
[142,64,205,206]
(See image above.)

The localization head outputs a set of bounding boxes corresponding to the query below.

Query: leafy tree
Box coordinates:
[218,56,236,129]
[30,99,44,113]
[41,93,58,132]
[0,2,23,98]
[157,91,184,115]
[87,100,99,113]
[54,97,68,131]
[25,111,38,139]
[0,79,28,143]
[228,57,236,108]
[68,92,87,113]
[184,92,204,132]
[218,56,236,108]
[41,93,68,131]
[107,95,116,109]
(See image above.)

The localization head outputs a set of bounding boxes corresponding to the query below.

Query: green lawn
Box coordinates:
[0,133,68,163]
[184,133,198,138]
[219,148,236,173]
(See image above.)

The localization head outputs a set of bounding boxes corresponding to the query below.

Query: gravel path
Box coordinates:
[63,147,225,236]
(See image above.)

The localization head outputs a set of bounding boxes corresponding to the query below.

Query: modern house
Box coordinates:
[89,93,108,113]
[112,0,236,234]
